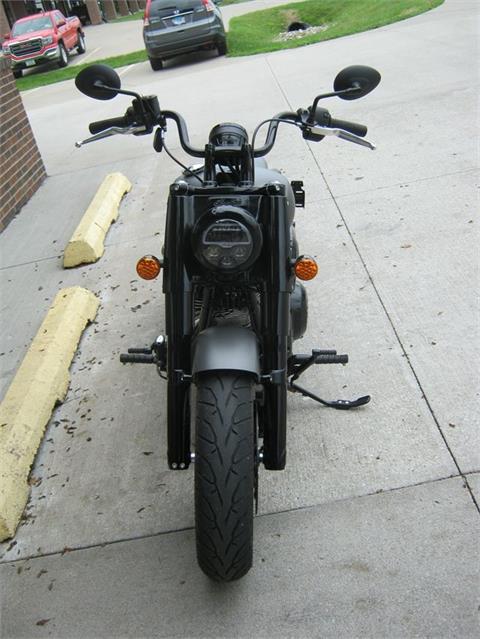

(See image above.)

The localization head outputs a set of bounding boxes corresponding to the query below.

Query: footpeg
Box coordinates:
[120,335,167,368]
[120,352,155,364]
[315,353,348,365]
[288,349,348,378]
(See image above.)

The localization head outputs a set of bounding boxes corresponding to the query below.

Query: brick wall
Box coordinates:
[0,2,10,44]
[0,57,46,232]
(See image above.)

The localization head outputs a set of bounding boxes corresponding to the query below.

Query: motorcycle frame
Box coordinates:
[162,177,295,472]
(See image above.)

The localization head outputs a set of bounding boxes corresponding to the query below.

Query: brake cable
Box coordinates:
[161,132,205,185]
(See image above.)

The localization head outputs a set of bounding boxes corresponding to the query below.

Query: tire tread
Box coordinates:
[195,372,254,581]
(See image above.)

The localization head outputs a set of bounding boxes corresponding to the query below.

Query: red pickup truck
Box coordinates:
[2,10,86,78]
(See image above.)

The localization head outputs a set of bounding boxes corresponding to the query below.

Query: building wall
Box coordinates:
[0,1,12,40]
[0,57,46,231]
[2,0,27,30]
[1,1,104,28]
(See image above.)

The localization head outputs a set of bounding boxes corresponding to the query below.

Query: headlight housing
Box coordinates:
[42,36,54,45]
[192,205,262,273]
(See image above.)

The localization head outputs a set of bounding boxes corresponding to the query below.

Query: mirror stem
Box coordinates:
[93,81,142,101]
[93,81,151,122]
[308,86,361,124]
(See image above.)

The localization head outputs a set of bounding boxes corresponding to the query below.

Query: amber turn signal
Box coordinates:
[294,256,318,281]
[136,255,162,280]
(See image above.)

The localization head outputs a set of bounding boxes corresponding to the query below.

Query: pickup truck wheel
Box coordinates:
[12,68,22,79]
[58,42,68,68]
[149,57,163,71]
[76,32,86,54]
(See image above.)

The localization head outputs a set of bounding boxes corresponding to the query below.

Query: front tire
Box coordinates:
[57,42,68,68]
[12,68,22,79]
[195,372,255,581]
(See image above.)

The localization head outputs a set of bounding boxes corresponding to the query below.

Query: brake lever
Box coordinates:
[307,125,376,150]
[75,125,147,148]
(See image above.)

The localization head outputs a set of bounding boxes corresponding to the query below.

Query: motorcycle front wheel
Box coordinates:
[194,372,255,581]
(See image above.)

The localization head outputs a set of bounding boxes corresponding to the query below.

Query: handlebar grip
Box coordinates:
[329,118,367,138]
[89,116,129,134]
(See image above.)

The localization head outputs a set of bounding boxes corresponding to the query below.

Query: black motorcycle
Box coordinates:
[75,63,380,581]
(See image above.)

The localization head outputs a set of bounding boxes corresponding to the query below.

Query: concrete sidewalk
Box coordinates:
[0,0,479,636]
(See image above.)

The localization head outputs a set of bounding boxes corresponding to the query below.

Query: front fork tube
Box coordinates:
[165,292,192,470]
[164,190,193,469]
[262,185,293,471]
[262,297,289,470]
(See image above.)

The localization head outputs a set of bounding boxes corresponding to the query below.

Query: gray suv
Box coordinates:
[143,0,227,71]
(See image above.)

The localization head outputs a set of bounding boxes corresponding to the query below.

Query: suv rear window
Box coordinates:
[149,1,203,18]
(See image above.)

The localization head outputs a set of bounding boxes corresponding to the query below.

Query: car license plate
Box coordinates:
[25,59,35,67]
[172,15,186,26]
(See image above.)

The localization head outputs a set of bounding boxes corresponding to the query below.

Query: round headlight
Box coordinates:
[192,206,262,272]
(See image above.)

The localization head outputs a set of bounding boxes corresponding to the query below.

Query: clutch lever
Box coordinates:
[75,125,147,148]
[306,125,376,150]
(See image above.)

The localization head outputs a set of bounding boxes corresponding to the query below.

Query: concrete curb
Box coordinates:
[0,287,99,541]
[63,173,131,268]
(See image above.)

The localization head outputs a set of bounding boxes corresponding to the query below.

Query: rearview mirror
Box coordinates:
[333,65,381,100]
[75,64,121,101]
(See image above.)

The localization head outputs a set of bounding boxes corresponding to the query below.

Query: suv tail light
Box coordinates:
[143,0,152,26]
[202,0,215,11]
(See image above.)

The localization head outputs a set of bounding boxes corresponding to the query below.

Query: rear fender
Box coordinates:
[192,327,260,380]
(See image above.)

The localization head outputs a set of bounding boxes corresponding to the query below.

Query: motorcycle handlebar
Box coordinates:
[253,112,299,157]
[160,110,300,158]
[86,106,368,155]
[161,110,205,158]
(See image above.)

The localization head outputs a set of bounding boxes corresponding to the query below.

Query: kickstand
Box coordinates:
[287,350,371,410]
[289,380,370,410]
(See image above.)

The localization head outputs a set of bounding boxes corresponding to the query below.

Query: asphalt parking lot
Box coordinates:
[0,0,479,636]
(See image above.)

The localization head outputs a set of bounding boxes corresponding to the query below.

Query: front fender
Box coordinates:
[192,327,260,380]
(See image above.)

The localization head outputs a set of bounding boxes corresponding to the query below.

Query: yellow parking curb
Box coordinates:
[0,287,99,541]
[63,172,131,268]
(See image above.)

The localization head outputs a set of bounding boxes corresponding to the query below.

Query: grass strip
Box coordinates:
[16,50,148,91]
[227,0,444,56]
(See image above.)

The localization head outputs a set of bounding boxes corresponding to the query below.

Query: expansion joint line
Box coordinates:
[0,472,468,565]
[312,158,479,515]
[263,57,480,515]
